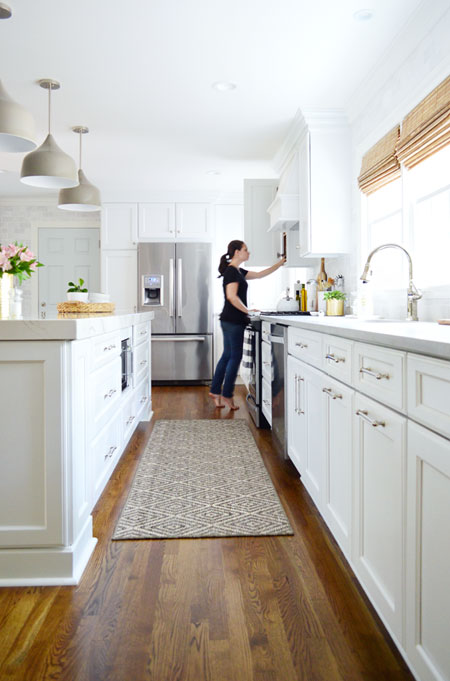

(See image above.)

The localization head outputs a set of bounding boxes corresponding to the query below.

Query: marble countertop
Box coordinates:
[0,311,154,341]
[259,314,450,360]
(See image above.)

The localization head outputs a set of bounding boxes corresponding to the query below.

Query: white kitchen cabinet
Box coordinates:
[244,179,279,266]
[353,392,406,642]
[297,114,351,257]
[101,249,137,313]
[138,202,211,240]
[406,421,450,681]
[287,354,307,476]
[102,203,138,250]
[407,353,450,439]
[321,374,353,559]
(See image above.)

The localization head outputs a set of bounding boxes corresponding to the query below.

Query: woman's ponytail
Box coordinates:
[217,239,245,276]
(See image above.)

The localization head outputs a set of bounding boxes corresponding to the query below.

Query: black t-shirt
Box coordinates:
[220,266,249,325]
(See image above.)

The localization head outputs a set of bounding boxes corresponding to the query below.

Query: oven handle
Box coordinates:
[269,335,285,344]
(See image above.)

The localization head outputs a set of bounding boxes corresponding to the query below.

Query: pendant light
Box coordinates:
[58,126,101,211]
[20,79,78,188]
[0,7,37,151]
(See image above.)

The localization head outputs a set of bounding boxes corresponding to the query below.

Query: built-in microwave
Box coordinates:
[121,337,133,391]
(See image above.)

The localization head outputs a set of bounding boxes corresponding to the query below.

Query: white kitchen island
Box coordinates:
[0,311,153,586]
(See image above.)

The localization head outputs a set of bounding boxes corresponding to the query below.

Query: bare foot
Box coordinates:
[222,397,239,410]
[209,392,225,408]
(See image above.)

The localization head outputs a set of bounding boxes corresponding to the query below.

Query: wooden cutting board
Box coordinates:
[437,319,450,325]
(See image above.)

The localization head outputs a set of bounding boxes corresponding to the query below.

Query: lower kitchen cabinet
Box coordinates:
[353,392,406,643]
[406,421,450,681]
[287,354,307,476]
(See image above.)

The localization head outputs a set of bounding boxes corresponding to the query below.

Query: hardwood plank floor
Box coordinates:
[0,385,415,681]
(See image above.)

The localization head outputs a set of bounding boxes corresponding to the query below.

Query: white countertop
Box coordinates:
[259,314,450,360]
[0,311,154,341]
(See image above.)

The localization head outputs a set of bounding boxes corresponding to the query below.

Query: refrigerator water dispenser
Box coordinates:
[142,275,163,306]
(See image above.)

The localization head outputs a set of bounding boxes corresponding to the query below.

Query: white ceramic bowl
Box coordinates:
[67,292,89,303]
[89,292,110,303]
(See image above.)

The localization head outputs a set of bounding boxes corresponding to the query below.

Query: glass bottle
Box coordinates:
[316,258,327,290]
[295,281,301,310]
[300,283,307,312]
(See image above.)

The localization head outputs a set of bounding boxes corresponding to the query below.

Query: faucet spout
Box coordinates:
[359,243,422,321]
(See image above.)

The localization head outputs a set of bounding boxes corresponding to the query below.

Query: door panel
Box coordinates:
[138,243,175,334]
[175,242,212,334]
[38,228,100,317]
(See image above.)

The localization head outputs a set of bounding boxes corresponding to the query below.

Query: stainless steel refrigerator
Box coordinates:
[138,242,213,383]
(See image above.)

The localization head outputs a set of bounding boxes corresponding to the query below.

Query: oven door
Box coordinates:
[247,325,259,404]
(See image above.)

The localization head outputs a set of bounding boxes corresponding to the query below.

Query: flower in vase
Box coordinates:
[0,241,44,283]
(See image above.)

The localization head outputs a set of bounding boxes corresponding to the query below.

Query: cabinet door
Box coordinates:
[101,250,137,314]
[244,179,279,266]
[322,375,354,558]
[287,354,306,475]
[406,421,450,681]
[138,203,175,239]
[102,203,137,250]
[175,203,211,239]
[301,362,326,509]
[353,393,406,641]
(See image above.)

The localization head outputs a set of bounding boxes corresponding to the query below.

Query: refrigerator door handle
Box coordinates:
[153,336,206,342]
[177,258,182,317]
[169,258,174,317]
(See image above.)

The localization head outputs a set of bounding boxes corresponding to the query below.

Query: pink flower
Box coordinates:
[3,244,19,258]
[30,262,38,271]
[19,248,35,262]
[0,252,12,271]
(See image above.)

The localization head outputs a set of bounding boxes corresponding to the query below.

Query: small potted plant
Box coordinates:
[323,290,346,316]
[67,278,89,303]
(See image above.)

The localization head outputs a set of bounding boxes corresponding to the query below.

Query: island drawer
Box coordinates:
[352,342,406,412]
[92,414,122,503]
[288,327,322,368]
[407,354,450,438]
[91,330,121,369]
[134,340,150,385]
[322,334,353,383]
[133,321,150,347]
[90,357,122,435]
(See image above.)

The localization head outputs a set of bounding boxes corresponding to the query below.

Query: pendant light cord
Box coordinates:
[47,86,51,134]
[79,131,82,171]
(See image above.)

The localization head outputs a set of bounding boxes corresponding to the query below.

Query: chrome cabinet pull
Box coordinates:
[297,375,304,415]
[295,342,308,349]
[355,409,385,428]
[360,367,390,380]
[140,396,148,404]
[104,388,117,399]
[294,374,298,413]
[322,387,343,400]
[140,359,147,366]
[325,353,345,363]
[105,445,117,460]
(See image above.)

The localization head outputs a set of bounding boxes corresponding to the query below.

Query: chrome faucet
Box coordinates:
[360,243,422,321]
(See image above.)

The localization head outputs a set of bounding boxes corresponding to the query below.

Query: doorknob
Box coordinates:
[41,301,46,307]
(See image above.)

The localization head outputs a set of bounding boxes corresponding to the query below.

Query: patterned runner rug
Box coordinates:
[113,419,293,539]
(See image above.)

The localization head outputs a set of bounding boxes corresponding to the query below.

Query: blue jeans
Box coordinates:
[211,321,246,398]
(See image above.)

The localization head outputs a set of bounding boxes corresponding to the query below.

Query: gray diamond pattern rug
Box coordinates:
[112,419,293,540]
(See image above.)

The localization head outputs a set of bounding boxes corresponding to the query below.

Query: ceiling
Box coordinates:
[0,0,426,199]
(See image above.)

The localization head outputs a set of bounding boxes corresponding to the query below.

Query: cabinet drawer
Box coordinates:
[135,376,151,416]
[133,321,150,347]
[261,340,272,382]
[408,353,450,438]
[122,390,138,445]
[288,327,322,368]
[353,342,406,412]
[90,357,122,435]
[322,334,352,383]
[262,376,272,425]
[91,330,121,369]
[261,322,271,344]
[134,340,150,385]
[92,414,122,503]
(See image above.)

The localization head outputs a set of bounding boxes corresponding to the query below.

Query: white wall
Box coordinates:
[0,200,99,318]
[332,1,450,321]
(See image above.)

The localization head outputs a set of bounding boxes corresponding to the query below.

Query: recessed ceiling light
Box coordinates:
[353,9,374,21]
[0,3,12,20]
[206,170,221,176]
[212,81,237,92]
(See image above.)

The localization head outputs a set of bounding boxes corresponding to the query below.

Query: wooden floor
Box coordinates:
[0,386,415,681]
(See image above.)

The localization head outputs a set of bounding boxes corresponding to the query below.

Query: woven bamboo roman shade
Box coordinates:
[397,75,450,169]
[358,125,401,194]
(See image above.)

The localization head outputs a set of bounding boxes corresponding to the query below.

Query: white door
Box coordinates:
[406,421,450,681]
[38,228,100,317]
[353,392,406,641]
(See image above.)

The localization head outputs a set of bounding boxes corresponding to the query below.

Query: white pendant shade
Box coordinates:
[0,80,36,152]
[20,133,78,188]
[58,168,101,211]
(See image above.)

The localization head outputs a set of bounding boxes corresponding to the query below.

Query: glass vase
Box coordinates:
[8,278,24,319]
[0,273,13,319]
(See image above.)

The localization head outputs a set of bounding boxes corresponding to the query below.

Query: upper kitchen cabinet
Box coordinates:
[138,202,212,241]
[297,112,351,257]
[244,179,279,266]
[102,203,138,250]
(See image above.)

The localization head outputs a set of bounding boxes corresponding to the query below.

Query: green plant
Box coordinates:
[67,278,88,293]
[323,290,346,301]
